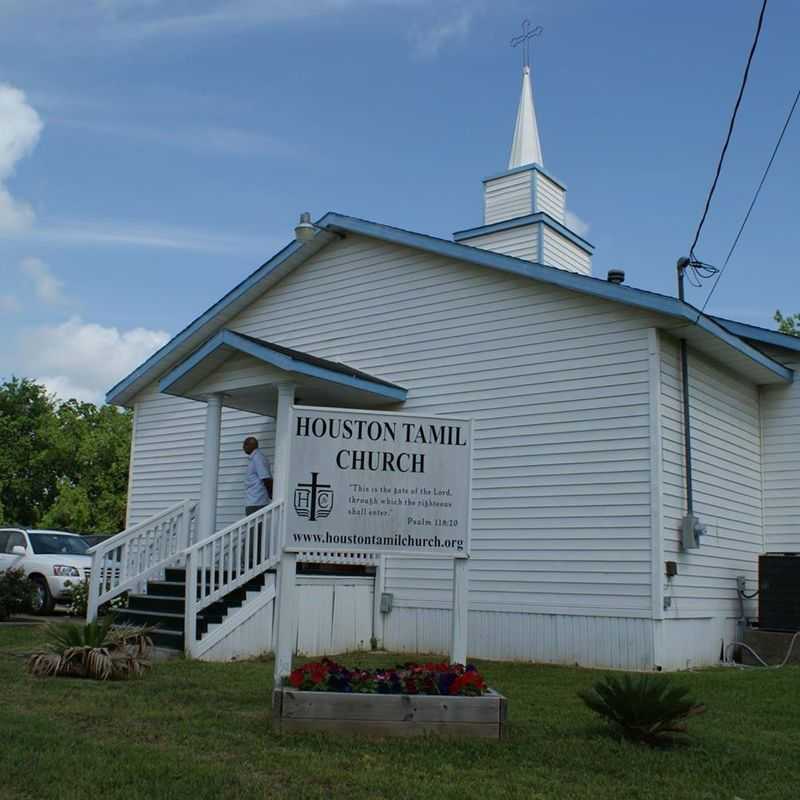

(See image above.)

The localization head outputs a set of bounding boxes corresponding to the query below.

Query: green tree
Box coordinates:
[41,400,132,533]
[774,310,800,337]
[0,378,132,532]
[0,378,60,526]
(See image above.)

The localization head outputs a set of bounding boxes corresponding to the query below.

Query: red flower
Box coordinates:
[449,671,486,696]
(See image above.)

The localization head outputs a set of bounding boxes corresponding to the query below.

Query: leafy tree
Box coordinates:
[0,378,61,526]
[41,400,132,533]
[0,378,132,533]
[774,310,800,337]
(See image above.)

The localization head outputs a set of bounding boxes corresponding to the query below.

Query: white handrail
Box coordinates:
[184,501,283,657]
[87,500,197,622]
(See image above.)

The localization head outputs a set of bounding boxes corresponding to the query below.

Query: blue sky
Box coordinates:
[0,0,798,403]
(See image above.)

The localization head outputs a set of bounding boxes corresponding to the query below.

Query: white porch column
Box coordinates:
[273,382,297,685]
[272,382,296,501]
[197,393,223,541]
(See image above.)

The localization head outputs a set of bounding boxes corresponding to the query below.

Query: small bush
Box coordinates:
[27,617,154,681]
[65,578,128,618]
[578,672,706,747]
[0,569,36,621]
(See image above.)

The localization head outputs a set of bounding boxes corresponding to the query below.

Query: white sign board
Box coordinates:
[285,406,472,557]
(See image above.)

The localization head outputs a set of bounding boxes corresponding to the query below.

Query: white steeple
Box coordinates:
[508,65,543,169]
[452,26,593,277]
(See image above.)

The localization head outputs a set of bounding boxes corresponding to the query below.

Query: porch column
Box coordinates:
[197,392,223,541]
[273,381,296,685]
[273,381,296,501]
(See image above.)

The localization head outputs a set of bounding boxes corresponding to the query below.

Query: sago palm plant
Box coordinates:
[27,617,154,681]
[578,673,706,746]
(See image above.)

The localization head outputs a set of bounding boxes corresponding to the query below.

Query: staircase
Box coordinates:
[87,501,284,659]
[115,566,276,652]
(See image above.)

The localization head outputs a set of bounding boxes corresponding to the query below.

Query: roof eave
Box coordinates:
[106,230,338,406]
[712,316,800,355]
[106,211,793,406]
[318,213,791,384]
[159,329,408,403]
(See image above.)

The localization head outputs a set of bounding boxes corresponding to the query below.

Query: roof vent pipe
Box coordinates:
[607,269,625,284]
[295,212,316,242]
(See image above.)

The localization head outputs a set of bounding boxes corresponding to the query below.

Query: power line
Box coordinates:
[700,86,800,314]
[688,0,768,263]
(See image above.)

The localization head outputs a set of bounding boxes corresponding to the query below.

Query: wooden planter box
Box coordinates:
[272,687,507,738]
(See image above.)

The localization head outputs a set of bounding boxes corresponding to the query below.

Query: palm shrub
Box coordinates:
[0,568,36,621]
[27,617,154,681]
[578,673,706,746]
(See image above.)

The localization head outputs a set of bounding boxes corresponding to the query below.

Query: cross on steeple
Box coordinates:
[508,19,543,168]
[510,19,542,70]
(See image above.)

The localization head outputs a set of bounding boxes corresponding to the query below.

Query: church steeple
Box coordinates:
[508,65,543,169]
[451,21,594,277]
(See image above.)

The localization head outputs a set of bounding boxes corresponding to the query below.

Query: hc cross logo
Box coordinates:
[293,472,334,522]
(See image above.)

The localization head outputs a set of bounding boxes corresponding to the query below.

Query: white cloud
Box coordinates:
[101,0,421,39]
[23,316,170,404]
[0,294,21,313]
[411,8,474,60]
[37,375,103,405]
[56,118,296,158]
[20,256,66,304]
[0,84,43,233]
[564,209,590,238]
[4,0,472,62]
[34,218,278,254]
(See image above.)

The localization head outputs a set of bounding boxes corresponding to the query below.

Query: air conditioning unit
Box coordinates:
[759,554,800,632]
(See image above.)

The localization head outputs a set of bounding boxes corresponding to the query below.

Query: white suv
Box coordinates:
[0,528,92,614]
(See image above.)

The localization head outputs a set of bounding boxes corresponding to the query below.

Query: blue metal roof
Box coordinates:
[712,316,800,354]
[453,211,594,254]
[159,329,407,402]
[107,211,792,405]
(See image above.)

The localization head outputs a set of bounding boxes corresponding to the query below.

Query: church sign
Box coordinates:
[285,406,472,557]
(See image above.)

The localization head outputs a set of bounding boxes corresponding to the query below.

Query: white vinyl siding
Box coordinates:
[535,173,565,222]
[541,227,592,276]
[760,353,800,553]
[221,235,656,618]
[659,335,762,619]
[128,383,274,530]
[484,171,533,224]
[458,225,538,262]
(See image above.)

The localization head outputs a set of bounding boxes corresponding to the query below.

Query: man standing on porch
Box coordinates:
[242,437,273,515]
[243,436,272,565]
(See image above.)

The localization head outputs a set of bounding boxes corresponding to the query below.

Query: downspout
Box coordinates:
[676,258,705,550]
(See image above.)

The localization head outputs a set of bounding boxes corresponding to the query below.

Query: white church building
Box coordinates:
[90,61,800,671]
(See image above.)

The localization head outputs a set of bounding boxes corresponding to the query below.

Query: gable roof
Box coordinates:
[159,329,407,402]
[107,211,792,406]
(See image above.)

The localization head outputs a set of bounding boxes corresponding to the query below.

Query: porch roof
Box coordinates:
[159,329,407,414]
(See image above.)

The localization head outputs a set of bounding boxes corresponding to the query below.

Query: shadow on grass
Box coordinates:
[568,720,698,751]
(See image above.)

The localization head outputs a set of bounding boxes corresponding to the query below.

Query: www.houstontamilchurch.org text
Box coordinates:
[291,530,466,553]
[295,414,467,475]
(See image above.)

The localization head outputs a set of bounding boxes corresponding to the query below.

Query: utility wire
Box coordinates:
[688,0,769,263]
[700,86,800,314]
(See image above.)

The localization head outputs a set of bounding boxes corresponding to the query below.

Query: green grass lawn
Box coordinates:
[1,624,798,800]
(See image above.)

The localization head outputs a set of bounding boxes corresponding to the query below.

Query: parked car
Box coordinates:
[0,528,91,614]
[80,534,112,548]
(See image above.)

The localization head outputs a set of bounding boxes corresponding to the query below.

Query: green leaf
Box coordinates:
[578,672,706,747]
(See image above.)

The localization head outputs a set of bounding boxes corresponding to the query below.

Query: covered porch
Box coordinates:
[157,328,408,544]
[89,329,408,658]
